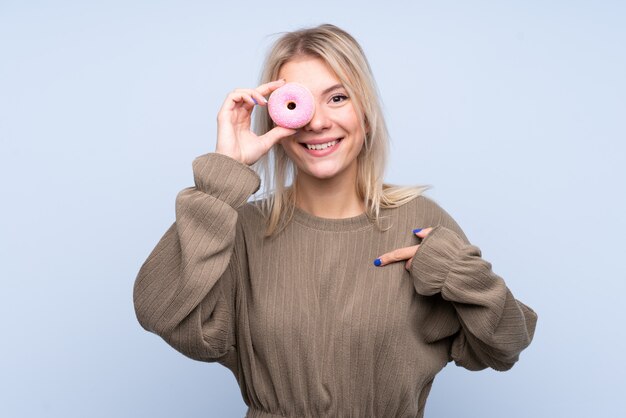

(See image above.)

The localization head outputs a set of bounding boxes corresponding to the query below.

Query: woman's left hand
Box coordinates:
[374,227,434,270]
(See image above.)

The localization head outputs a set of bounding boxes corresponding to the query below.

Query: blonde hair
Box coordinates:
[250,23,430,237]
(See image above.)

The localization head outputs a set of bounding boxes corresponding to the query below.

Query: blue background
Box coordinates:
[1,1,624,417]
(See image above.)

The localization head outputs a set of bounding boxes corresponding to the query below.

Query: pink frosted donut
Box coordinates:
[267,82,315,129]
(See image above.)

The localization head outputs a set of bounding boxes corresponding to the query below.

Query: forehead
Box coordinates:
[277,56,343,95]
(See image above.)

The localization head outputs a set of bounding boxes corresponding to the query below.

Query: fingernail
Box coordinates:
[374,258,382,266]
[252,98,258,105]
[413,228,422,234]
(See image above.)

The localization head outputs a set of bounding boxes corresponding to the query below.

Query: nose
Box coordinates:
[303,104,331,132]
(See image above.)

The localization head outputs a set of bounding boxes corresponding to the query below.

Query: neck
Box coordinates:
[294,162,365,219]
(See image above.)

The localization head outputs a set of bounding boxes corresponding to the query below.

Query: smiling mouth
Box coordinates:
[299,138,344,150]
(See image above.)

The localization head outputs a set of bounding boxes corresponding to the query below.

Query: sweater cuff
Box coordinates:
[410,225,466,296]
[191,152,261,208]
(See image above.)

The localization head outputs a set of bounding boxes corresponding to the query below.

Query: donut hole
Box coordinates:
[287,101,296,110]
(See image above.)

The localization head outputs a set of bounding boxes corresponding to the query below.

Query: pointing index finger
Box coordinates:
[374,244,420,267]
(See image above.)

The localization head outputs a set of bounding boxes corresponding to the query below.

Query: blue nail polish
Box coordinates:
[374,258,382,266]
[413,228,422,234]
[252,98,258,105]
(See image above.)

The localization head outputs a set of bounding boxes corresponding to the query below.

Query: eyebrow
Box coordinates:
[321,83,344,95]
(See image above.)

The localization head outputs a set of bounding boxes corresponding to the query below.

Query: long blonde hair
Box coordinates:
[250,23,430,237]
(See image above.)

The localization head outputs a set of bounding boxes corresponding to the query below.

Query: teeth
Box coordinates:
[306,140,337,150]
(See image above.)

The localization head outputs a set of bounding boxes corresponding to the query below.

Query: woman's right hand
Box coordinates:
[215,79,297,166]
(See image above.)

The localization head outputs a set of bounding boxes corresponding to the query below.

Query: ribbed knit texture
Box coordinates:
[133,152,538,418]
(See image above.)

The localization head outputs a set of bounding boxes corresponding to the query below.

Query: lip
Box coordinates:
[300,137,343,157]
[299,137,341,145]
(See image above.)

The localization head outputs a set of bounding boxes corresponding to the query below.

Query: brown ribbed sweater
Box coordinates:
[133,152,538,418]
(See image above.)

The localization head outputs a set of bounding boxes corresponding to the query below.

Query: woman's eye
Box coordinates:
[330,94,348,103]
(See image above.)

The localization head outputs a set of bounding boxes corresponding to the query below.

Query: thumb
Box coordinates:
[261,126,298,148]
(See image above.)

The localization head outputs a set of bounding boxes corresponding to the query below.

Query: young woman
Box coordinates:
[133,24,538,418]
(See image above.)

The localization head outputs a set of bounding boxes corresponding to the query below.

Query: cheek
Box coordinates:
[349,133,365,154]
[280,141,299,160]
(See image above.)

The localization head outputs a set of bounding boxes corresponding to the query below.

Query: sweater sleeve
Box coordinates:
[132,152,260,362]
[409,205,538,372]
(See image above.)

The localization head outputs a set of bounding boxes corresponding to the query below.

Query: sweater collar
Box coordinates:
[291,204,375,232]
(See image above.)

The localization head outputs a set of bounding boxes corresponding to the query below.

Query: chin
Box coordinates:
[308,170,338,180]
[300,163,345,180]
